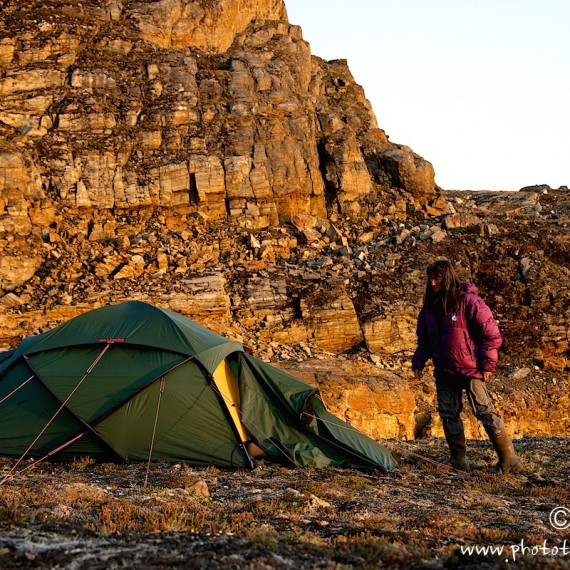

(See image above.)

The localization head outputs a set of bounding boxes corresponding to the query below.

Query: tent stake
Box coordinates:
[144,375,166,488]
[0,432,87,485]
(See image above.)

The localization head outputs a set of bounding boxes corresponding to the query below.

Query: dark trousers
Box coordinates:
[435,373,505,437]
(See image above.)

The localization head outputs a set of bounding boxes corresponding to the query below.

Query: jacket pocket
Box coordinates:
[463,331,474,358]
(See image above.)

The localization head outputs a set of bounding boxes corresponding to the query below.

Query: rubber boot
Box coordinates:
[443,424,470,471]
[485,428,523,475]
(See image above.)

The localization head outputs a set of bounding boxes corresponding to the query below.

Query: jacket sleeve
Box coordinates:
[466,296,502,372]
[411,308,430,370]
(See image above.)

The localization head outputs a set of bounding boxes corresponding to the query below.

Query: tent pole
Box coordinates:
[143,375,166,488]
[0,343,111,486]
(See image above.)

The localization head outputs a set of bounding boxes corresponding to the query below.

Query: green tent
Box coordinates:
[0,301,396,471]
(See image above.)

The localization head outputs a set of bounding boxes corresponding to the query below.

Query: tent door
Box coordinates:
[211,358,249,443]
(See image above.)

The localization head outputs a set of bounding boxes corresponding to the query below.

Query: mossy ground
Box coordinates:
[1,437,568,568]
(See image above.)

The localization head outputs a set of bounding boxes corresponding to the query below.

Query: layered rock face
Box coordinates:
[126,0,288,52]
[0,0,442,240]
[0,1,568,441]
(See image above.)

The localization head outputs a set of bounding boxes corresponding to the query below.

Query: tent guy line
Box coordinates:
[0,344,111,486]
[0,432,88,486]
[144,375,167,488]
[0,373,35,406]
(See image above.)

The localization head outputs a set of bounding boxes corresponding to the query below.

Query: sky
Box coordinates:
[285,0,570,191]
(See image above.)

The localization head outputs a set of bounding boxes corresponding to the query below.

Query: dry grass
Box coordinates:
[0,437,568,569]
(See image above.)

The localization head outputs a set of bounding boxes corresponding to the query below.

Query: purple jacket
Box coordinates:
[411,282,502,379]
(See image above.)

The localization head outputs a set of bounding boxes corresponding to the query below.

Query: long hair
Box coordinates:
[422,259,463,313]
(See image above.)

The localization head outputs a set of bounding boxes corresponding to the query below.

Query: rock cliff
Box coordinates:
[0,0,442,238]
[0,1,568,442]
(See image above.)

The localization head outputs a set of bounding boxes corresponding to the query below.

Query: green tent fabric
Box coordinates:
[0,301,397,471]
[239,355,397,470]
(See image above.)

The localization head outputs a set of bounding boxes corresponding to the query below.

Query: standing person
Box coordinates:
[412,259,523,474]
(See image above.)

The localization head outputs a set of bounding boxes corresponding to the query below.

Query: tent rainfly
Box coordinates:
[0,301,397,471]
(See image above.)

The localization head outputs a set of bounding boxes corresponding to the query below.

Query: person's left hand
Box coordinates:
[482,371,492,381]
